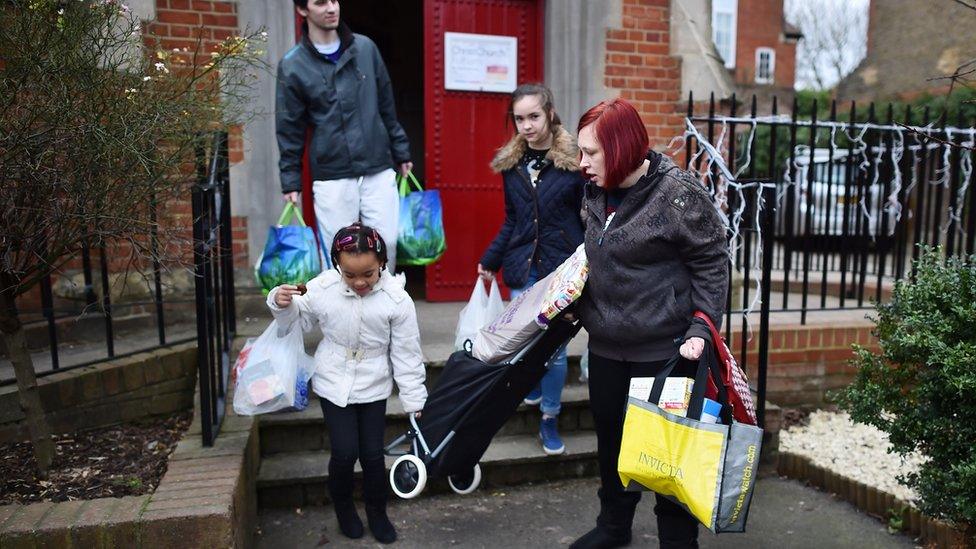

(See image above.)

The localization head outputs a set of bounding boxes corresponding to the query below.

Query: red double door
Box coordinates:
[423,0,544,301]
[298,0,544,301]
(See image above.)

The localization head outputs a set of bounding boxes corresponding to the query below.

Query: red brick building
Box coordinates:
[711,0,801,106]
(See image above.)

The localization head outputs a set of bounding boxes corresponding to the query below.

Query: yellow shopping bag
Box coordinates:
[618,397,728,529]
[617,349,762,533]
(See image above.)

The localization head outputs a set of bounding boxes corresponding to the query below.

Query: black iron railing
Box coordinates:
[685,93,976,425]
[192,131,236,446]
[0,132,237,446]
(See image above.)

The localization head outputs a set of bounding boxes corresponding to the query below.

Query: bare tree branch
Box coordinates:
[896,123,976,152]
[785,0,869,90]
[949,0,976,12]
[0,0,267,475]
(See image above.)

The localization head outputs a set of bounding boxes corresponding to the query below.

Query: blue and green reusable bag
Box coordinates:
[255,202,321,294]
[397,172,446,266]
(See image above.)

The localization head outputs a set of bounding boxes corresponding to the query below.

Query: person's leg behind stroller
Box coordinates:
[538,344,568,455]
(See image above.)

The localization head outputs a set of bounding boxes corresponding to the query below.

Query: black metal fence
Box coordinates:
[684,92,976,425]
[5,221,198,382]
[192,132,237,446]
[0,133,236,445]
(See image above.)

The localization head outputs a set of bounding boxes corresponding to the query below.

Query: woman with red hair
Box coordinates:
[569,99,729,549]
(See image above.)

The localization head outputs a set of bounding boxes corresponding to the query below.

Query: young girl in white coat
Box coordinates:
[269,223,427,544]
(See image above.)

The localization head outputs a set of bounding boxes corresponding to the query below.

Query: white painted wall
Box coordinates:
[671,0,734,102]
[232,0,296,276]
[544,0,621,134]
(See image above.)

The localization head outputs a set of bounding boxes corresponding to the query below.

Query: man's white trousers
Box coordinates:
[312,168,398,269]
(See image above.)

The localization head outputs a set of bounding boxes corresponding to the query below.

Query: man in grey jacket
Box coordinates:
[277,0,412,269]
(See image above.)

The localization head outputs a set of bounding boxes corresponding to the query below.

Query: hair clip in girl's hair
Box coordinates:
[330,223,387,268]
[372,229,383,253]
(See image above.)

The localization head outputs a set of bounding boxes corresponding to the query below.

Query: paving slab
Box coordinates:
[256,476,916,548]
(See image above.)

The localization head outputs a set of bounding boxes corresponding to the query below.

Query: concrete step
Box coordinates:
[257,430,599,508]
[258,384,594,456]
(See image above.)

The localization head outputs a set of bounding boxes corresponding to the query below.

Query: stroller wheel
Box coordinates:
[390,454,427,499]
[447,463,482,495]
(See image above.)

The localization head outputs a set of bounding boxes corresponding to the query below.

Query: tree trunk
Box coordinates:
[0,274,54,477]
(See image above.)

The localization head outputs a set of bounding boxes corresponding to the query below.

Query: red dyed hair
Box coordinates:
[576,98,649,190]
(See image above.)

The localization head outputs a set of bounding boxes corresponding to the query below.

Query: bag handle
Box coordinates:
[694,311,731,387]
[647,347,733,425]
[697,346,734,424]
[277,202,307,228]
[397,171,423,197]
[693,311,722,344]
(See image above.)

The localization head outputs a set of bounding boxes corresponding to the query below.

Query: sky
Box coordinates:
[784,0,871,90]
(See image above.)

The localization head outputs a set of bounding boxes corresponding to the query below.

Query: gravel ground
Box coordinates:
[780,410,924,503]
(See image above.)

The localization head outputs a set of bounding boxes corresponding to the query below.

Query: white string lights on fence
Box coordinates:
[949,132,975,231]
[680,115,976,333]
[683,118,773,325]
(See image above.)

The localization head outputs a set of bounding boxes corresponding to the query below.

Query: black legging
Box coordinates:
[320,397,388,507]
[587,352,700,549]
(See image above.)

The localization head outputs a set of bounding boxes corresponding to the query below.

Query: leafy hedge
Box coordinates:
[837,248,976,529]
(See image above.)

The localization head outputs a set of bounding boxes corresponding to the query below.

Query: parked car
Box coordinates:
[778,145,894,252]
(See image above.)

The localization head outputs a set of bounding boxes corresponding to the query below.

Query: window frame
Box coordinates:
[711,0,738,69]
[754,46,776,84]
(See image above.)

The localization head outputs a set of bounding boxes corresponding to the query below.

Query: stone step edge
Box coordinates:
[776,451,973,548]
[257,384,593,428]
[257,430,598,488]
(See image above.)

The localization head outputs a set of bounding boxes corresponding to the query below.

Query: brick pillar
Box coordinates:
[604,0,685,147]
[147,0,249,269]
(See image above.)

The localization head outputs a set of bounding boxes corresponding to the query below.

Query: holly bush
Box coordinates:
[838,248,976,530]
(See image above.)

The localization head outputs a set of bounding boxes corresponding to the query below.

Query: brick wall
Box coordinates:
[730,322,879,409]
[147,0,250,270]
[604,0,685,147]
[0,344,198,444]
[12,0,250,316]
[836,0,976,102]
[0,395,259,548]
[734,0,796,89]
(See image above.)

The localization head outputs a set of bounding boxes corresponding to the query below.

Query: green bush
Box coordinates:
[837,247,976,528]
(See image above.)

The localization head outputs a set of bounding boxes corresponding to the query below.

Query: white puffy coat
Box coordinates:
[267,270,427,413]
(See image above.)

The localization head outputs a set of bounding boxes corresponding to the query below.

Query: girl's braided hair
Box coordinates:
[330,223,387,270]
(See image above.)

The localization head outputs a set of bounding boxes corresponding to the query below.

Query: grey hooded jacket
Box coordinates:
[577,152,729,362]
[276,23,411,193]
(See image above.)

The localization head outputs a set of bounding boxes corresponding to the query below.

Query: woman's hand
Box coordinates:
[414,411,422,419]
[477,263,495,280]
[274,284,302,308]
[679,336,705,360]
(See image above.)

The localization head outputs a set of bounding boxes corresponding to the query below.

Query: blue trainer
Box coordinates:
[523,388,542,406]
[539,416,565,455]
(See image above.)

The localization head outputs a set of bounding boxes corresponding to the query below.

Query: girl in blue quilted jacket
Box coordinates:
[477,83,586,455]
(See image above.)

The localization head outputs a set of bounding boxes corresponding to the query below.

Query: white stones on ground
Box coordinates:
[780,410,924,503]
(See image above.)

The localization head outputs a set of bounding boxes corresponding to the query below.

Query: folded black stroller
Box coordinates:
[385,317,582,498]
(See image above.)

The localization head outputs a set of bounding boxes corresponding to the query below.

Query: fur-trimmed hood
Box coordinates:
[490,125,579,174]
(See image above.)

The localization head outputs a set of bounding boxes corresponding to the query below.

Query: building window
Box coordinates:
[755,47,775,84]
[712,0,737,69]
